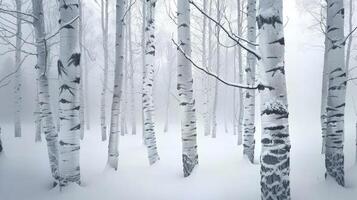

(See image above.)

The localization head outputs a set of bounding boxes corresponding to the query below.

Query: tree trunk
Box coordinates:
[32,0,60,183]
[202,0,211,136]
[100,0,109,141]
[257,0,291,199]
[107,0,126,170]
[211,0,221,138]
[14,0,22,138]
[242,0,257,163]
[237,0,244,145]
[177,0,199,177]
[58,0,81,186]
[164,43,173,133]
[35,84,42,142]
[142,0,160,165]
[79,0,85,140]
[141,0,147,144]
[324,0,346,187]
[128,1,136,135]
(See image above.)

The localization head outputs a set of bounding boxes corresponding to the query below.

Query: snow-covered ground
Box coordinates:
[0,122,356,200]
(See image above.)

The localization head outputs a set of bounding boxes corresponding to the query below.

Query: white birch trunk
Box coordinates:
[242,0,257,163]
[164,44,173,133]
[324,0,346,187]
[100,0,109,141]
[107,0,126,170]
[224,47,229,133]
[141,0,147,144]
[32,0,60,183]
[205,0,213,137]
[14,0,22,138]
[79,0,85,140]
[202,0,211,136]
[320,35,328,154]
[58,0,81,186]
[237,0,244,145]
[257,0,291,198]
[35,85,42,142]
[177,0,198,177]
[142,0,160,165]
[128,2,136,135]
[211,0,221,139]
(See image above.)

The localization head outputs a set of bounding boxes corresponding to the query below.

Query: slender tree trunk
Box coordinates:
[121,22,129,137]
[324,0,346,187]
[237,0,243,145]
[202,0,210,136]
[242,0,257,163]
[128,2,136,135]
[320,35,328,154]
[35,83,42,142]
[205,0,213,137]
[258,0,291,199]
[58,0,81,186]
[79,0,85,140]
[177,0,199,177]
[164,44,173,133]
[211,0,221,138]
[32,0,60,183]
[142,0,160,165]
[100,0,109,141]
[224,47,229,133]
[107,0,126,170]
[141,0,147,144]
[14,0,22,138]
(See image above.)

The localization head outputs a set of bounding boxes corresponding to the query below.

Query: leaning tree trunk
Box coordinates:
[58,0,81,186]
[177,0,199,177]
[107,0,125,170]
[257,0,291,199]
[142,0,160,165]
[14,0,22,138]
[32,0,60,183]
[324,0,346,187]
[100,0,109,141]
[242,0,257,163]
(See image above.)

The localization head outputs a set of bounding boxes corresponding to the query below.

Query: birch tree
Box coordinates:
[324,0,346,186]
[257,0,291,198]
[242,0,257,163]
[164,43,174,133]
[107,0,125,170]
[142,0,160,165]
[211,0,221,138]
[202,0,211,136]
[58,0,81,186]
[79,0,85,140]
[237,0,244,144]
[177,0,198,177]
[14,0,22,138]
[100,0,109,141]
[128,0,136,135]
[32,0,60,183]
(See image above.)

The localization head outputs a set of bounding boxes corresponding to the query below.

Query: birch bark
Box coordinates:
[107,0,126,170]
[324,0,346,187]
[14,0,22,138]
[242,0,257,163]
[58,0,81,186]
[32,0,60,182]
[177,0,198,177]
[142,0,160,165]
[257,0,291,198]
